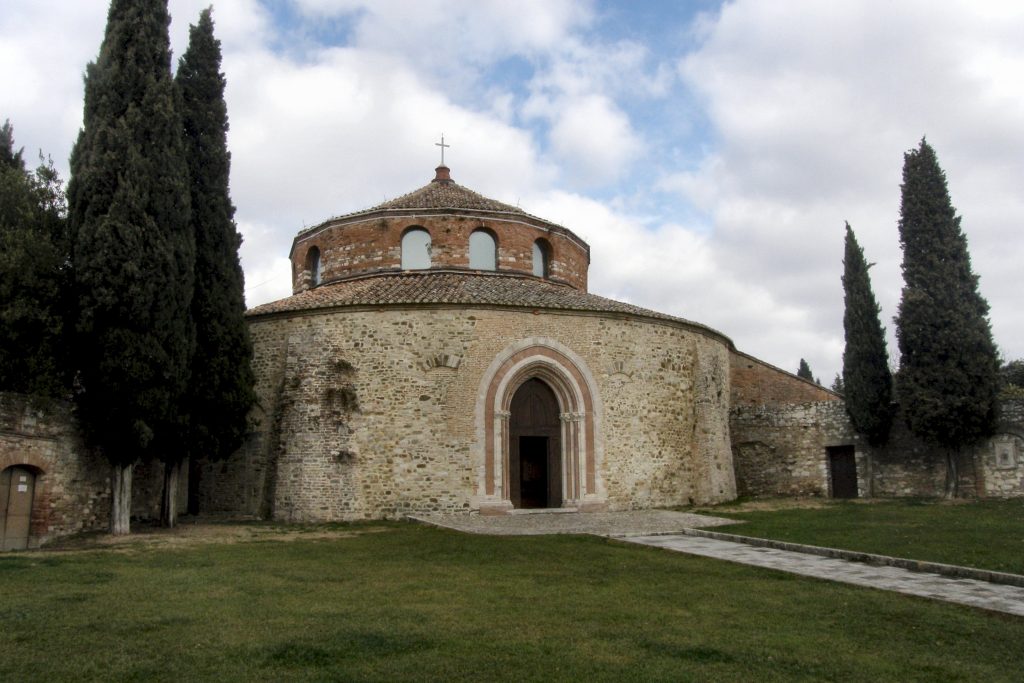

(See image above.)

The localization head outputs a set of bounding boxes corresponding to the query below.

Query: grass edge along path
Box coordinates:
[1,523,1023,682]
[690,498,1024,576]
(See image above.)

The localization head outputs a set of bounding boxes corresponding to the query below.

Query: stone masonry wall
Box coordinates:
[0,393,109,546]
[292,213,590,293]
[198,306,736,521]
[731,400,862,497]
[980,399,1024,497]
[730,388,1024,499]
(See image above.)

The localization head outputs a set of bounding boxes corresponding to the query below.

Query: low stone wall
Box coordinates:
[979,399,1024,498]
[0,393,108,546]
[730,392,1024,500]
[0,392,182,548]
[731,401,858,497]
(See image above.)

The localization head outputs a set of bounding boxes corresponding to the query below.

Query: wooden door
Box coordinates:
[509,379,562,509]
[827,446,858,499]
[1,466,36,551]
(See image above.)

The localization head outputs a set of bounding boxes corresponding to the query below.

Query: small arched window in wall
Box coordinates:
[532,239,551,278]
[401,228,432,270]
[306,246,322,286]
[469,229,497,271]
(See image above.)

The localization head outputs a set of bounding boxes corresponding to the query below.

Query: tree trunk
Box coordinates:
[186,455,201,516]
[161,459,181,528]
[944,448,960,499]
[110,462,133,535]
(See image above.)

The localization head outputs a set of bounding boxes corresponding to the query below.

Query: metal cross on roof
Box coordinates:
[435,134,450,166]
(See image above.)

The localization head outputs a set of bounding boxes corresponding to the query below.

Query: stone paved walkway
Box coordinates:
[411,511,1024,617]
[622,534,1024,617]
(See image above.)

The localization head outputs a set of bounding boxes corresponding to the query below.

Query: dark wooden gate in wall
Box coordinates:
[1,466,36,551]
[509,379,562,509]
[827,446,858,499]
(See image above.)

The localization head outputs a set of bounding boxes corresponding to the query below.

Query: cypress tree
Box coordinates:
[894,139,999,496]
[1,120,25,170]
[68,0,194,534]
[0,121,69,400]
[796,358,814,381]
[168,8,256,526]
[841,223,893,446]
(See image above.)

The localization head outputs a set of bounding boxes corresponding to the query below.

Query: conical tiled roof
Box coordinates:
[297,166,564,239]
[369,166,526,214]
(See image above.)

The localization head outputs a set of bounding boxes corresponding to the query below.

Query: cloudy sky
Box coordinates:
[3,0,1023,382]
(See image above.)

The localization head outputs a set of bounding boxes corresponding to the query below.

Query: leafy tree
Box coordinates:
[67,0,194,534]
[894,139,999,496]
[796,358,814,381]
[830,373,845,395]
[0,122,69,400]
[841,223,893,446]
[167,8,256,526]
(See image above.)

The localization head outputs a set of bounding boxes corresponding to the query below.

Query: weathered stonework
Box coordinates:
[980,399,1024,498]
[0,394,108,546]
[197,305,736,521]
[729,360,1024,500]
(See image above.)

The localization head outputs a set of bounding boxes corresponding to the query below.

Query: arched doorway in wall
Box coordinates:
[477,338,606,514]
[509,378,562,509]
[1,465,37,551]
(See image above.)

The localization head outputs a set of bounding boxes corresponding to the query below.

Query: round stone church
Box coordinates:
[199,165,738,520]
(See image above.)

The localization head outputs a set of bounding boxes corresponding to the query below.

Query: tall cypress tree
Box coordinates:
[0,121,69,400]
[895,139,999,496]
[841,223,892,446]
[167,8,256,526]
[68,0,194,534]
[796,358,814,381]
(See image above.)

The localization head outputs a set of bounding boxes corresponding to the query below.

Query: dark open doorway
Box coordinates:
[509,378,562,509]
[827,446,858,499]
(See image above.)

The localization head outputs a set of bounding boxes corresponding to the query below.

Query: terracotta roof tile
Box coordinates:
[371,178,524,214]
[247,271,731,344]
[297,175,565,239]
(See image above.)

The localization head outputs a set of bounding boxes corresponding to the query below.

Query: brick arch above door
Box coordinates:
[475,337,605,514]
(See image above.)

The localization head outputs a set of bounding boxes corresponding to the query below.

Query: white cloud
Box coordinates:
[292,0,593,64]
[4,0,1024,386]
[221,44,555,286]
[668,0,1024,378]
[541,94,642,185]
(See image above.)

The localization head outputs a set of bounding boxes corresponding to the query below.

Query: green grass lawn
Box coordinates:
[693,498,1024,575]
[1,523,1022,682]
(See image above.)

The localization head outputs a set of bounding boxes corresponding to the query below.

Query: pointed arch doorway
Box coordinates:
[509,378,562,509]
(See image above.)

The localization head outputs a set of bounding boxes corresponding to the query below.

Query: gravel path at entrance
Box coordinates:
[408,509,739,536]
